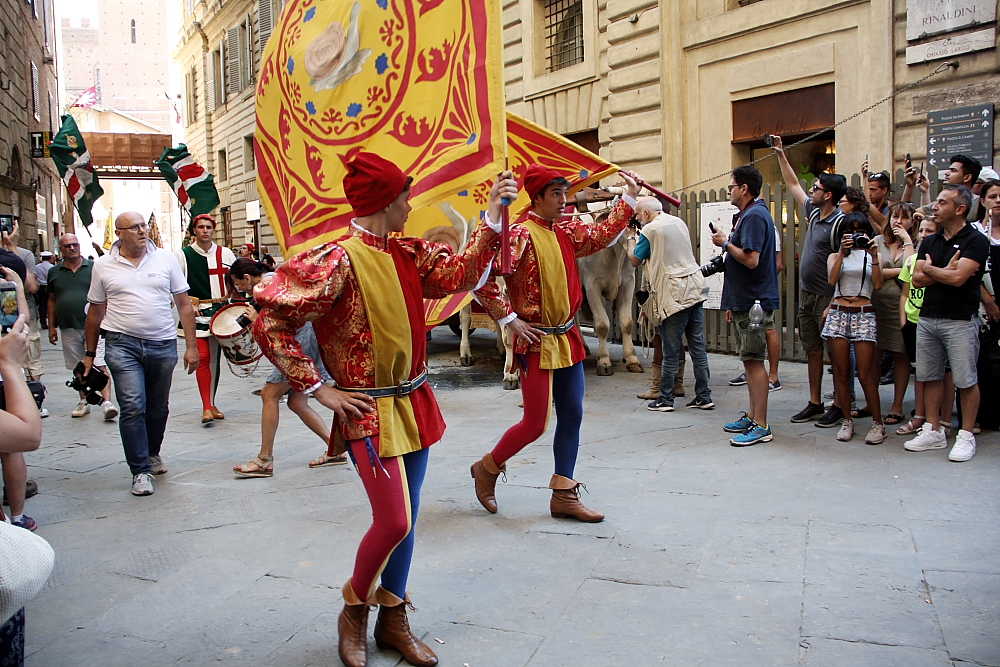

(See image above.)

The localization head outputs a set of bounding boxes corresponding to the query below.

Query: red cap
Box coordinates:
[343,152,409,218]
[522,163,565,203]
[243,242,255,253]
[191,213,217,227]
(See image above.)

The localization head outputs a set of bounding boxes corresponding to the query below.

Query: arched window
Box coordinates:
[130,19,136,44]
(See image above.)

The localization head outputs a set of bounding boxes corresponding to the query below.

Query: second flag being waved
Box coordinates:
[156,145,221,218]
[49,115,104,227]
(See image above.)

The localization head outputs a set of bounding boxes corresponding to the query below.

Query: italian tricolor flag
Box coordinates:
[49,115,104,227]
[156,145,220,217]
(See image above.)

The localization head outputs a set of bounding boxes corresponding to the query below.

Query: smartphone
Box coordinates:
[0,284,18,333]
[919,162,924,175]
[0,215,13,236]
[905,153,911,169]
[708,222,717,233]
[764,134,774,147]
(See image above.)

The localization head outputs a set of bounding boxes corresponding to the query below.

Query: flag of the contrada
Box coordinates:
[156,145,220,217]
[102,212,114,250]
[256,0,506,256]
[49,115,104,227]
[407,112,620,325]
[71,86,99,109]
[147,213,163,248]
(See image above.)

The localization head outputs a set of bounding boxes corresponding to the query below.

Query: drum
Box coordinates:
[209,303,264,367]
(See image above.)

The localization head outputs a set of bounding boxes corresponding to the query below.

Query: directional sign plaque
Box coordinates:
[927,104,994,178]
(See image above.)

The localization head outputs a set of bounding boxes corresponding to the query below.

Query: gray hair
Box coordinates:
[634,197,662,218]
[942,184,973,215]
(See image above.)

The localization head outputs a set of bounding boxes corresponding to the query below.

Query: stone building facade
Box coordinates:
[504,0,997,194]
[173,0,281,255]
[0,0,62,253]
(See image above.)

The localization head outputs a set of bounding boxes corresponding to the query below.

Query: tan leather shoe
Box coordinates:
[549,474,604,523]
[211,406,225,420]
[201,409,215,424]
[373,588,438,666]
[470,453,504,514]
[338,581,370,667]
[637,366,660,400]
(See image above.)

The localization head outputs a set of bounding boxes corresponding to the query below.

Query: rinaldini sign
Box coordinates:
[907,0,998,41]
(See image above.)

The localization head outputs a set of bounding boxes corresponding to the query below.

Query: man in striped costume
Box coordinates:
[174,214,237,424]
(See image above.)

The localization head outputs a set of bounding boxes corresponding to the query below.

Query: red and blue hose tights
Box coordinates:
[195,337,221,411]
[490,352,585,479]
[346,437,429,601]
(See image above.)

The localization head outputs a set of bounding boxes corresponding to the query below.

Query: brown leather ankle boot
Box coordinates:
[373,588,438,666]
[637,366,660,400]
[470,453,505,514]
[549,474,604,523]
[338,580,371,667]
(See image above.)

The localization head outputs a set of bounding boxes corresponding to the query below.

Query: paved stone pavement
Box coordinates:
[20,330,999,667]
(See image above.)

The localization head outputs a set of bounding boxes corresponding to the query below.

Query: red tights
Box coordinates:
[195,337,220,410]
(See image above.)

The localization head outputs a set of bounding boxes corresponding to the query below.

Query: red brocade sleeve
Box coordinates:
[252,243,350,393]
[397,224,501,298]
[557,198,633,258]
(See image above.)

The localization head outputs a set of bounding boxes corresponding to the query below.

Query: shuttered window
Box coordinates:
[258,0,273,52]
[184,65,197,126]
[48,91,56,132]
[227,26,242,95]
[204,51,216,112]
[31,62,40,120]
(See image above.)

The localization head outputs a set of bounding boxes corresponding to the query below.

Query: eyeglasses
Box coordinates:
[116,222,149,232]
[726,184,744,193]
[810,185,828,193]
[60,243,80,249]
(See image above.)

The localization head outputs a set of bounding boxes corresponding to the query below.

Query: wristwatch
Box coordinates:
[85,351,97,358]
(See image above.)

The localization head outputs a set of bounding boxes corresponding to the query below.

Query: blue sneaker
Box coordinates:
[724,412,753,433]
[730,424,773,447]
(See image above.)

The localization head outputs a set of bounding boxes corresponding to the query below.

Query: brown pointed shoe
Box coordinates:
[337,603,369,667]
[549,474,604,523]
[201,409,215,424]
[373,589,438,667]
[211,406,225,419]
[470,453,504,514]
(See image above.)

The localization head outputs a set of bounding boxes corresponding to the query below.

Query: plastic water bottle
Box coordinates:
[749,300,764,331]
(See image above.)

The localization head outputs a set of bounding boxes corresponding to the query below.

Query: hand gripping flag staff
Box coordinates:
[49,115,104,227]
[254,0,507,259]
[156,145,221,218]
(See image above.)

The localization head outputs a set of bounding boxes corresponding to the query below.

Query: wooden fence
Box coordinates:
[600,168,931,361]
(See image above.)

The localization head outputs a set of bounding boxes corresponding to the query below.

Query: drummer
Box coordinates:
[228,258,347,477]
[174,215,238,424]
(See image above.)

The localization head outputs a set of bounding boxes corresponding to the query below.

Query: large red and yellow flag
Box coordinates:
[413,111,620,326]
[256,0,506,257]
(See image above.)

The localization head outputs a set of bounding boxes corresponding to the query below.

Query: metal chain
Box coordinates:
[675,61,959,193]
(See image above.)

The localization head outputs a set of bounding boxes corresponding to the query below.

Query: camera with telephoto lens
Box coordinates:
[848,233,871,250]
[67,362,109,405]
[700,254,726,277]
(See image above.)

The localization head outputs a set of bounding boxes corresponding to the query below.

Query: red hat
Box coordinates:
[191,213,217,227]
[243,242,255,253]
[343,152,410,218]
[522,163,565,203]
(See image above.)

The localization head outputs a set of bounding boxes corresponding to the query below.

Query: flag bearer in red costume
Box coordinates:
[253,152,516,667]
[471,164,641,522]
[174,214,237,424]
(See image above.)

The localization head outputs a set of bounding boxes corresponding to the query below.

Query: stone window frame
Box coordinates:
[521,0,600,100]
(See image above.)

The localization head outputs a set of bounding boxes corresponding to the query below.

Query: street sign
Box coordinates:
[927,104,994,179]
[29,131,52,158]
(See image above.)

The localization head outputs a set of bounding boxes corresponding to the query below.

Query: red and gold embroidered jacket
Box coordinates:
[475,199,634,356]
[253,223,500,444]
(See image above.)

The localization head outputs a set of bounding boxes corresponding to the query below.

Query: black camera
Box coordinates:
[67,362,109,405]
[700,254,725,277]
[849,233,871,250]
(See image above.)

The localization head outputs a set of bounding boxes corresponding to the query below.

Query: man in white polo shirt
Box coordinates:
[83,211,199,496]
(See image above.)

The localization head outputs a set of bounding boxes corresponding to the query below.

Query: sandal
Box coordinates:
[234,456,274,478]
[851,407,873,419]
[896,416,925,436]
[309,453,348,468]
[884,413,904,425]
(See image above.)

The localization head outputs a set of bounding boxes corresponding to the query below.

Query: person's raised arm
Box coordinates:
[772,135,807,206]
[0,314,41,453]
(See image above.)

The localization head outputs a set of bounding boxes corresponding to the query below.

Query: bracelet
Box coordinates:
[85,351,96,358]
[903,242,914,246]
[722,241,731,251]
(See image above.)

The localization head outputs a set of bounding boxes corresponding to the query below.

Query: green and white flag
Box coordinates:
[156,145,220,217]
[49,115,104,227]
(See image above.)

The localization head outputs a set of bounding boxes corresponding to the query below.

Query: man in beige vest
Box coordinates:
[628,197,713,411]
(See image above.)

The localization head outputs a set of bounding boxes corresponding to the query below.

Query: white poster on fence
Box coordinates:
[699,201,739,310]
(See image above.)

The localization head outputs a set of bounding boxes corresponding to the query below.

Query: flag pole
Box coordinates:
[635,179,681,209]
[499,158,512,276]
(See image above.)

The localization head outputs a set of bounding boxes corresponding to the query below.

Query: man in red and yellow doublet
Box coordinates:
[253,152,517,667]
[471,164,641,522]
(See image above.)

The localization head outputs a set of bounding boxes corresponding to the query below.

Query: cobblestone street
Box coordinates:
[22,330,1000,667]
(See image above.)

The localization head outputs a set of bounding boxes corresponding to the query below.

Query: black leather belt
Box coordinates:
[341,367,428,398]
[531,319,576,335]
[830,304,875,313]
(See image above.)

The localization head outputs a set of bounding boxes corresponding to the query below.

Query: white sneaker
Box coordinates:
[131,473,154,496]
[148,455,167,475]
[71,401,90,418]
[836,419,854,442]
[102,401,119,420]
[39,408,49,418]
[948,430,977,462]
[904,423,947,451]
[865,422,886,445]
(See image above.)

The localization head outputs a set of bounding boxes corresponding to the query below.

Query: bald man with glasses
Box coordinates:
[84,212,199,496]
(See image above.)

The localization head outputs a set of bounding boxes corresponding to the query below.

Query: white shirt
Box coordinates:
[35,260,53,285]
[88,240,190,340]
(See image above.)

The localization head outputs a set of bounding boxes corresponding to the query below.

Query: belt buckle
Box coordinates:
[396,379,413,397]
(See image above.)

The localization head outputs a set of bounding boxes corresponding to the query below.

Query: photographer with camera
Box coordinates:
[821,212,885,444]
[712,166,779,446]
